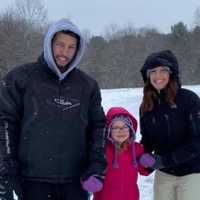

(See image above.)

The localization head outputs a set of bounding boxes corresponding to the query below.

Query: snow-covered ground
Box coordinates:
[99,85,200,200]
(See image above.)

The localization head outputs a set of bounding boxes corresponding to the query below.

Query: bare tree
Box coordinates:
[0,0,47,76]
[193,7,200,28]
[14,0,48,29]
[104,23,137,41]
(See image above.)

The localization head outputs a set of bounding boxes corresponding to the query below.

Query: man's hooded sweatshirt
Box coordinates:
[0,19,106,183]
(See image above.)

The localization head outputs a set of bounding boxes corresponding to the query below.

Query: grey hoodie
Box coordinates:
[44,18,86,80]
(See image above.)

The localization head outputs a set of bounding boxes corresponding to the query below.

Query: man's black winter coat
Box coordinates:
[0,57,106,183]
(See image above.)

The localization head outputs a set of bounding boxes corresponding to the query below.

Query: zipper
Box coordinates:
[120,157,125,199]
[4,121,10,155]
[164,114,171,147]
[58,82,62,119]
[189,113,198,136]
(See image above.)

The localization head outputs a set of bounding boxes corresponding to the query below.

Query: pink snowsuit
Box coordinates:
[93,141,149,200]
[94,107,150,200]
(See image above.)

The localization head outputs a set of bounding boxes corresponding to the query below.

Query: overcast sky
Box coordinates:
[1,0,200,35]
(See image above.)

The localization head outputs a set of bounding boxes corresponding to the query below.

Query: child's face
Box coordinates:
[111,120,130,144]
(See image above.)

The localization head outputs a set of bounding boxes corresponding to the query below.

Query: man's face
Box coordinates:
[52,32,78,71]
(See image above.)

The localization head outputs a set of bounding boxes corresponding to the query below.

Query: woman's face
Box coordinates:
[148,66,170,91]
[111,120,130,144]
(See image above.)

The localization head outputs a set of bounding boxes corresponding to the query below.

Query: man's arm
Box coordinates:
[82,82,107,181]
[0,70,24,200]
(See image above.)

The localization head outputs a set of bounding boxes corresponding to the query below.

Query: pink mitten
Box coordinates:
[139,153,156,168]
[82,176,103,193]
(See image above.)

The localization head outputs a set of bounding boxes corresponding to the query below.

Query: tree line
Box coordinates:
[1,0,200,89]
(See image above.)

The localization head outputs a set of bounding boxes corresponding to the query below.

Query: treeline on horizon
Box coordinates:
[1,0,200,89]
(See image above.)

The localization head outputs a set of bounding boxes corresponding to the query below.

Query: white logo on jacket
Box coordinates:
[46,96,80,110]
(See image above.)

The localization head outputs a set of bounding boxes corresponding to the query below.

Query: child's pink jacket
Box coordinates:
[93,142,150,200]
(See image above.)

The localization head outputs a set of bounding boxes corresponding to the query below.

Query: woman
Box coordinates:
[139,49,200,200]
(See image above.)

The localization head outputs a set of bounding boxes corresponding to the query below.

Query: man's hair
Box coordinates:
[52,30,80,49]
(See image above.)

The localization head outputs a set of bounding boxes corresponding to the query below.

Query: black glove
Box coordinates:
[139,153,165,170]
[0,159,19,176]
[0,176,23,200]
[151,155,165,170]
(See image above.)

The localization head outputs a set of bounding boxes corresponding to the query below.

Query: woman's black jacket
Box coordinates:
[140,88,200,176]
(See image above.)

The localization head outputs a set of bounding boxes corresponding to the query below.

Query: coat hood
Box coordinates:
[106,107,138,140]
[43,18,86,80]
[106,107,138,168]
[140,50,181,86]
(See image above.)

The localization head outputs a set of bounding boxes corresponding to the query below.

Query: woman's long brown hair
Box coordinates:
[140,78,178,117]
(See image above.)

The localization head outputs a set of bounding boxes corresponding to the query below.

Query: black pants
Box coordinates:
[21,180,89,200]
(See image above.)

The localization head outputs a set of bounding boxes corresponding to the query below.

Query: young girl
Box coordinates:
[83,107,150,200]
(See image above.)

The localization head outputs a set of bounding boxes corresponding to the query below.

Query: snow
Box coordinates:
[96,84,200,200]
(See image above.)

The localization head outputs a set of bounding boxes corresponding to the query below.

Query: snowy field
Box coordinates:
[98,85,200,200]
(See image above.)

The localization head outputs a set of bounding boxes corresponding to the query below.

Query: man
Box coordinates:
[0,19,106,200]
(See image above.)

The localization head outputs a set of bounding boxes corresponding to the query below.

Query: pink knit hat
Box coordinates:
[106,107,138,168]
[106,107,137,141]
[107,115,136,142]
